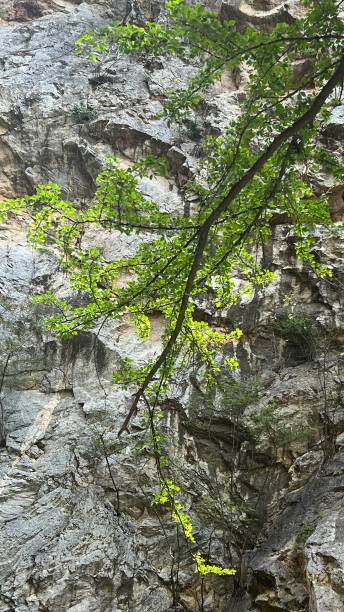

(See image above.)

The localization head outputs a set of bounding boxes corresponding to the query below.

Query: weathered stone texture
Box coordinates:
[1,2,344,611]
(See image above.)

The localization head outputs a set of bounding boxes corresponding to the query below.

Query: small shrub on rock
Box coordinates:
[273,313,319,363]
[72,103,97,122]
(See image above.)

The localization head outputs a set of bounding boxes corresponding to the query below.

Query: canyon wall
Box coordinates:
[0,2,344,611]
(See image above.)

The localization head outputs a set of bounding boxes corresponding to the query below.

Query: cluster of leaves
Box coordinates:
[0,155,246,390]
[152,479,236,575]
[76,1,344,280]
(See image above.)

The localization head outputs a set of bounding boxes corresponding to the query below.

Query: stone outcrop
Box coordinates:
[220,0,305,30]
[1,2,344,611]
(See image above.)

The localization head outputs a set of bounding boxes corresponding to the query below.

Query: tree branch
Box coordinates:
[119,54,344,436]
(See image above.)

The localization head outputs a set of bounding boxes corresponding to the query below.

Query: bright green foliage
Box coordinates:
[193,552,236,576]
[75,0,342,276]
[134,313,151,340]
[2,0,344,582]
[152,479,236,574]
[0,161,249,388]
[112,357,154,387]
[152,479,196,543]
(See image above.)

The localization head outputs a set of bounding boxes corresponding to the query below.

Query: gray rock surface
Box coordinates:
[1,1,344,611]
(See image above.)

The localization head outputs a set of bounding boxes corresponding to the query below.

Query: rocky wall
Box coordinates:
[1,2,344,611]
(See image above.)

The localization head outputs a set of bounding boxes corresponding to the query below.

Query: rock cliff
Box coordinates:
[1,2,344,611]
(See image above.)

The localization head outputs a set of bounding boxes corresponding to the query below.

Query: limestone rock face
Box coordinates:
[1,2,344,612]
[220,0,305,30]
